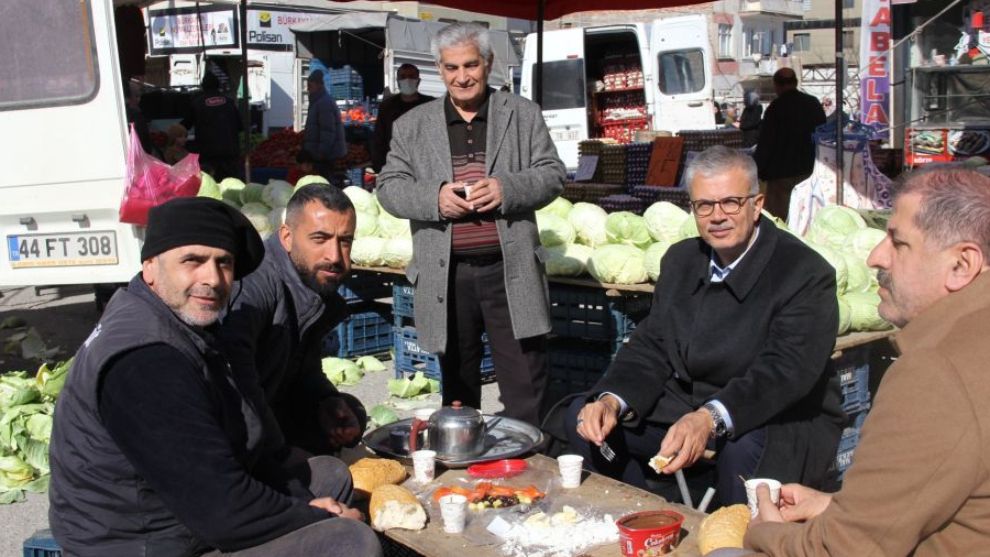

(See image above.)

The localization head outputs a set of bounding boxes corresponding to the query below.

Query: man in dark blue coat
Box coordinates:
[568,146,843,507]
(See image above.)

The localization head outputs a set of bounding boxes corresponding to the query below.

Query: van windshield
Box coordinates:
[657,49,706,95]
[534,59,586,111]
[0,0,98,110]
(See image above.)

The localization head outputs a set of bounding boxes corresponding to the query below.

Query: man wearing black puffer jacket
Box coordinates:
[182,72,242,180]
[219,184,367,458]
[49,197,381,557]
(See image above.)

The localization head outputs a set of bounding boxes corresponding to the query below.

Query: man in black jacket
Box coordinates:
[182,72,242,180]
[219,185,367,457]
[371,63,434,173]
[49,197,381,557]
[754,68,826,220]
[567,146,843,507]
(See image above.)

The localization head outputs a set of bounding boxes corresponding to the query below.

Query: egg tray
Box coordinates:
[599,194,645,215]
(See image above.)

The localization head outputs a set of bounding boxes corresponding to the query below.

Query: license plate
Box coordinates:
[7,231,118,268]
[551,129,579,142]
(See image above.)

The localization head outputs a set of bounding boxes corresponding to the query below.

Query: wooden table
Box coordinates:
[382,454,707,557]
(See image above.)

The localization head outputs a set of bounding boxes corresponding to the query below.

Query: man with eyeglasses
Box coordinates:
[567,146,843,507]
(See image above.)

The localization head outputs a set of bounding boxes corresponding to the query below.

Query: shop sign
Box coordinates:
[148,6,238,55]
[248,9,322,51]
[859,0,890,135]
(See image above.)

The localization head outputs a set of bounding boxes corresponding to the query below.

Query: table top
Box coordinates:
[382,454,708,557]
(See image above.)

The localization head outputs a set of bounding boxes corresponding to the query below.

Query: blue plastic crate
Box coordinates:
[23,529,61,557]
[840,366,871,413]
[834,447,855,473]
[393,326,493,383]
[249,166,289,184]
[337,271,394,304]
[544,339,613,405]
[549,287,651,353]
[323,308,393,358]
[392,283,415,322]
[345,167,364,187]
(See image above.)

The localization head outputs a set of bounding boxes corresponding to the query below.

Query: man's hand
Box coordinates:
[439,182,474,219]
[776,483,832,522]
[750,484,784,526]
[309,497,364,521]
[575,395,621,445]
[656,409,713,474]
[318,396,362,449]
[467,176,503,213]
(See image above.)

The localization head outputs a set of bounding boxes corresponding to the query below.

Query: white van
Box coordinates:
[521,15,716,169]
[1,0,142,288]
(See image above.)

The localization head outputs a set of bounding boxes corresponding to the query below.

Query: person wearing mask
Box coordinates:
[371,64,434,173]
[49,197,380,557]
[377,23,566,426]
[301,70,347,183]
[182,72,242,180]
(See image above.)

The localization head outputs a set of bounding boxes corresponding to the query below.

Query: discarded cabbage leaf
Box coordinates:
[355,356,387,372]
[368,404,399,428]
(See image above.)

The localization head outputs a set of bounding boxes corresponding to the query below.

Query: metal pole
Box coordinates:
[240,0,251,181]
[835,0,845,206]
[535,0,545,107]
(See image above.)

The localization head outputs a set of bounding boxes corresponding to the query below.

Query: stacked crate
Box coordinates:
[323,270,394,358]
[831,346,873,480]
[391,282,495,383]
[327,65,364,101]
[599,144,627,185]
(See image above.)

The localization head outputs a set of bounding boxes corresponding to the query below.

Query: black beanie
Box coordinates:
[141,197,265,279]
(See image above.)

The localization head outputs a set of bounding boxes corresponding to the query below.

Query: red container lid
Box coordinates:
[467,459,528,478]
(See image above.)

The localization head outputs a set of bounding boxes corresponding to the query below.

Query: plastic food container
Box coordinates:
[616,510,685,556]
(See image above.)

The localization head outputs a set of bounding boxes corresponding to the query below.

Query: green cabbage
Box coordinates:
[848,227,887,261]
[219,177,246,194]
[296,174,330,187]
[644,202,690,244]
[351,237,387,267]
[545,244,593,277]
[807,205,867,250]
[807,242,848,294]
[837,296,852,336]
[382,238,413,269]
[354,210,379,238]
[644,240,674,282]
[269,207,286,231]
[262,180,294,208]
[343,186,379,216]
[843,253,872,294]
[197,172,221,200]
[368,404,399,428]
[567,202,609,247]
[320,357,364,387]
[240,202,273,239]
[355,356,387,372]
[538,196,573,219]
[239,183,266,206]
[588,244,648,284]
[843,291,893,331]
[678,216,700,240]
[537,213,576,247]
[35,358,71,400]
[605,212,652,249]
[377,210,411,239]
[387,372,434,399]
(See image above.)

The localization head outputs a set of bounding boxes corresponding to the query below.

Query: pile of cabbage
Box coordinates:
[196,172,304,240]
[340,187,413,270]
[0,359,71,504]
[535,197,698,285]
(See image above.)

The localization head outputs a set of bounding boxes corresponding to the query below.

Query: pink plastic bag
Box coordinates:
[119,125,201,225]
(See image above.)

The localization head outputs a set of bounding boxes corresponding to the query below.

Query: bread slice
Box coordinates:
[697,504,750,554]
[370,484,427,531]
[349,458,408,498]
[648,453,672,474]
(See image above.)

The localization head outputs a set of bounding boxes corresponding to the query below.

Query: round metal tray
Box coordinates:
[362,415,545,468]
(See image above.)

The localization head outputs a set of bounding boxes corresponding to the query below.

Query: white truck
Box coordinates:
[520,15,716,169]
[1,0,142,289]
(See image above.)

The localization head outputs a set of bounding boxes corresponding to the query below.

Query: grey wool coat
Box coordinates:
[377,90,565,354]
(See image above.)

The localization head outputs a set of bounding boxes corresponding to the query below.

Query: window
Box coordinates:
[746,30,771,57]
[718,25,733,58]
[843,30,855,50]
[534,59,586,111]
[793,33,811,52]
[657,49,706,95]
[0,0,98,110]
[843,0,855,8]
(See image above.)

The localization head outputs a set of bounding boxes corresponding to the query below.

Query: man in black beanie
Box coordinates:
[50,197,381,557]
[219,184,367,458]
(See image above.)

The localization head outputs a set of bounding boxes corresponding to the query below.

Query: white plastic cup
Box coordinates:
[411,449,436,483]
[745,478,782,518]
[557,454,584,488]
[439,493,468,533]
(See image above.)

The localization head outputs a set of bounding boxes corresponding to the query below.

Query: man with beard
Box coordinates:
[50,197,380,556]
[220,184,366,457]
[746,168,990,556]
[566,146,843,507]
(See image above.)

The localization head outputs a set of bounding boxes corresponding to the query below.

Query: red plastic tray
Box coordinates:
[467,459,528,478]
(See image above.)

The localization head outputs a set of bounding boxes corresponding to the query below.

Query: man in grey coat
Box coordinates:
[377,22,565,426]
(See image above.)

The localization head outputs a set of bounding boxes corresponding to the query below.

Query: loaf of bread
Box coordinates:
[697,504,750,555]
[349,458,408,498]
[369,484,427,531]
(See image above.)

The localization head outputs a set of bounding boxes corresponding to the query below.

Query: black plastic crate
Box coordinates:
[549,287,651,353]
[338,270,395,304]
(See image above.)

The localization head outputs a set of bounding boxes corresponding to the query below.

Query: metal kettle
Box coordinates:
[409,401,486,459]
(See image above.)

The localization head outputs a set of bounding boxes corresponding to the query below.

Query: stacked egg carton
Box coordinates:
[578,139,610,183]
[598,194,646,215]
[600,144,627,185]
[625,142,652,189]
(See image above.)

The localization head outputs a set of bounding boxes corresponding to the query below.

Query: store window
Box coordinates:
[793,33,811,52]
[718,25,733,58]
[0,0,98,110]
[535,59,586,111]
[657,49,706,95]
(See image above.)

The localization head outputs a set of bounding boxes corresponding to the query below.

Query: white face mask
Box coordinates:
[397,79,418,96]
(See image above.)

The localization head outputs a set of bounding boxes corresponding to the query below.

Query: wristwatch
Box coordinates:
[702,402,728,439]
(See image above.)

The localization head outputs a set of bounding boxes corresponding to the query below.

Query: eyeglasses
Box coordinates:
[690,194,758,217]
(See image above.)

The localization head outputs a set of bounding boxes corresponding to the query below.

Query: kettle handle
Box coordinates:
[409,418,428,452]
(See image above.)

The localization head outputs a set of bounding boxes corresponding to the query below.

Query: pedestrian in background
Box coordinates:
[737,90,763,148]
[371,63,434,174]
[182,72,242,180]
[301,70,347,183]
[377,22,565,426]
